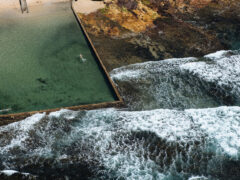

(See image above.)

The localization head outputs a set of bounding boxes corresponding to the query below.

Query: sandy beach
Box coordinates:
[0,0,105,14]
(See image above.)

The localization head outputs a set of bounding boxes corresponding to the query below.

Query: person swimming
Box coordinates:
[79,53,87,62]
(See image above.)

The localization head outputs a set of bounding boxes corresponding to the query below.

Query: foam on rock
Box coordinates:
[180,50,240,104]
[111,50,240,110]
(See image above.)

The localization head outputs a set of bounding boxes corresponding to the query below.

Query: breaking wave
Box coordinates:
[0,50,240,180]
[111,50,240,110]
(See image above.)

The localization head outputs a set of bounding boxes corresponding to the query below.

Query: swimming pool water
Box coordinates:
[0,2,117,114]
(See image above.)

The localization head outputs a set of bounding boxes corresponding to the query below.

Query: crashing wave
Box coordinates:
[0,106,239,179]
[180,50,240,105]
[111,50,240,110]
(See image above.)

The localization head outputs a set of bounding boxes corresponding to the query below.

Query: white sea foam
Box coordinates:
[204,50,230,59]
[111,69,143,81]
[0,170,31,177]
[1,106,239,176]
[111,56,220,110]
[111,57,196,81]
[0,170,18,176]
[0,113,45,154]
[180,51,240,103]
[188,175,208,180]
[122,107,240,157]
[186,106,240,157]
[0,107,238,179]
[102,152,166,179]
[111,50,240,110]
[122,109,202,142]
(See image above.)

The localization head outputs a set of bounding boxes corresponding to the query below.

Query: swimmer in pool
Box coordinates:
[80,54,87,62]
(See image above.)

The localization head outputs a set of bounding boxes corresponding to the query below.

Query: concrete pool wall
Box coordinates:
[0,1,123,126]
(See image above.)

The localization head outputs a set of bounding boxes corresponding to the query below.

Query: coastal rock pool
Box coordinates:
[0,2,118,115]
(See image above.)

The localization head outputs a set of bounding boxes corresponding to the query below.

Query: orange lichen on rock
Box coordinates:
[78,12,123,37]
[78,0,160,36]
[104,1,160,33]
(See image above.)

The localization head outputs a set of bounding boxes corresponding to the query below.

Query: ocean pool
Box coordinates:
[0,2,118,115]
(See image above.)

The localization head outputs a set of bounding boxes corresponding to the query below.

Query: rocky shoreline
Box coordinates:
[78,0,240,71]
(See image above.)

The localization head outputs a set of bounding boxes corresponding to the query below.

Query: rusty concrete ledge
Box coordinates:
[0,4,124,126]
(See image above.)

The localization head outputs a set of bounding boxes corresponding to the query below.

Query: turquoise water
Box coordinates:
[0,3,117,114]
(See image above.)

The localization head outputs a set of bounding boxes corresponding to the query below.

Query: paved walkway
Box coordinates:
[0,0,105,14]
[73,0,105,14]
